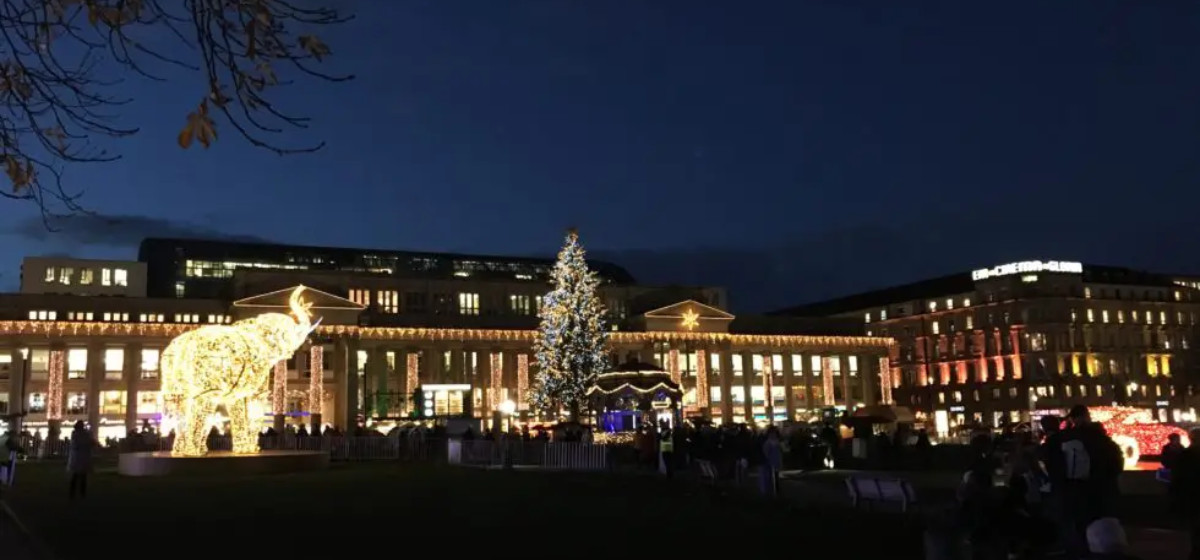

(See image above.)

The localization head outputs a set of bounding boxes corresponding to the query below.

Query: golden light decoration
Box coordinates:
[489,352,502,410]
[47,349,64,421]
[821,356,835,406]
[272,360,287,414]
[516,353,529,410]
[667,348,680,384]
[762,354,774,418]
[878,357,893,405]
[680,309,700,331]
[405,352,419,393]
[160,287,318,457]
[309,344,324,417]
[0,320,894,351]
[696,349,710,409]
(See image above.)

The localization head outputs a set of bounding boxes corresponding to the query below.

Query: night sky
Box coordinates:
[3,1,1199,312]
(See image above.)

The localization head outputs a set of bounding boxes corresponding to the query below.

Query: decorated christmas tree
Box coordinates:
[531,228,610,420]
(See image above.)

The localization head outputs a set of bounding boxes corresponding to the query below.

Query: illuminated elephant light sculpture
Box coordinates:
[160,286,319,456]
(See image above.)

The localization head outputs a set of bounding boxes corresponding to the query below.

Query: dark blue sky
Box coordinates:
[4,1,1200,311]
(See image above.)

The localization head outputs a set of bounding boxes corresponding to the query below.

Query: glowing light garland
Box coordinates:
[272,360,287,414]
[47,349,64,420]
[0,320,893,350]
[762,354,774,418]
[517,354,529,410]
[879,357,893,405]
[161,287,316,457]
[309,345,324,417]
[667,348,680,384]
[531,230,610,417]
[696,349,709,409]
[1089,406,1190,470]
[405,352,419,394]
[489,352,502,410]
[821,357,835,406]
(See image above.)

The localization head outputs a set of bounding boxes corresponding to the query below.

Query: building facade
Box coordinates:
[0,242,892,438]
[773,260,1200,434]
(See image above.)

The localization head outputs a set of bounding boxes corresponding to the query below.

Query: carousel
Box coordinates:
[587,360,683,437]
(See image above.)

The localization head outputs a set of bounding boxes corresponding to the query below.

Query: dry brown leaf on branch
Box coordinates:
[178,100,217,149]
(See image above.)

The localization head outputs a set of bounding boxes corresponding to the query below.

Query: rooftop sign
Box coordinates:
[971,260,1082,281]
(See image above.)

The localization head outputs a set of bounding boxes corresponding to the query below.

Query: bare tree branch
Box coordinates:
[0,0,352,221]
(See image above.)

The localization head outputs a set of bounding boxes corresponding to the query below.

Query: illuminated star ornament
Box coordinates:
[680,309,700,330]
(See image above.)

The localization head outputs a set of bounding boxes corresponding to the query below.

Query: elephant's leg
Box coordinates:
[173,396,210,457]
[228,398,258,454]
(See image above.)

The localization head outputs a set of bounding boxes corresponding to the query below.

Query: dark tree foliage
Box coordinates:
[0,0,351,218]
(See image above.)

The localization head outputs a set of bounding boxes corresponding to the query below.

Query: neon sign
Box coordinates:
[971,260,1082,281]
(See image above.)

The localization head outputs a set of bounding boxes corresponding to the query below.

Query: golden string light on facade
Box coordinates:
[309,344,324,417]
[47,349,64,421]
[160,287,316,457]
[680,309,700,331]
[405,352,419,408]
[821,356,835,407]
[0,320,893,351]
[667,348,680,384]
[489,352,502,410]
[878,356,893,405]
[695,349,709,409]
[762,354,774,419]
[272,360,287,414]
[516,353,529,411]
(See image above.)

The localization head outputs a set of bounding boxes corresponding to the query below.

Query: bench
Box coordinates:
[0,451,15,487]
[845,476,917,512]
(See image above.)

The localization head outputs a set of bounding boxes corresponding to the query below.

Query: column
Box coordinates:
[783,351,796,421]
[272,359,287,432]
[503,350,518,406]
[478,348,492,415]
[741,351,754,420]
[334,338,360,430]
[367,347,387,417]
[719,348,734,420]
[308,343,325,432]
[449,346,464,384]
[123,343,142,434]
[862,355,877,405]
[8,348,26,433]
[47,345,65,437]
[802,353,814,410]
[86,342,103,431]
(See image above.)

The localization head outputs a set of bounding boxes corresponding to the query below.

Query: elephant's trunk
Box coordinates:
[289,286,312,330]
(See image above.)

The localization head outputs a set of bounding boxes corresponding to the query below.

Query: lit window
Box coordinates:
[962,298,971,307]
[1102,310,1109,324]
[932,321,940,335]
[101,268,112,286]
[929,301,937,312]
[140,348,160,379]
[59,267,73,285]
[1087,309,1094,323]
[105,347,124,379]
[945,298,953,310]
[457,293,479,315]
[79,269,94,285]
[114,268,128,286]
[175,282,185,298]
[67,348,87,379]
[1085,287,1092,298]
[510,294,532,315]
[864,312,871,323]
[44,267,55,282]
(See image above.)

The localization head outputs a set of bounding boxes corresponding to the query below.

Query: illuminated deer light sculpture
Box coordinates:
[160,286,319,456]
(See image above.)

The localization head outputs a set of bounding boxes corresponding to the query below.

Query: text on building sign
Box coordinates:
[971,260,1083,281]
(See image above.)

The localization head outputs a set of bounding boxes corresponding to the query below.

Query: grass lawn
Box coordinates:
[6,461,924,558]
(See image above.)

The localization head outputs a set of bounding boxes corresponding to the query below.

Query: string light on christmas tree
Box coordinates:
[517,354,529,411]
[160,287,317,457]
[309,344,324,417]
[47,349,64,421]
[531,229,610,419]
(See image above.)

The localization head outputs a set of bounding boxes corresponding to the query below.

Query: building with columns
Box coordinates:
[0,242,894,438]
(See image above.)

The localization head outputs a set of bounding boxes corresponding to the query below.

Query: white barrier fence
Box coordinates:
[449,440,608,471]
[18,436,608,471]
